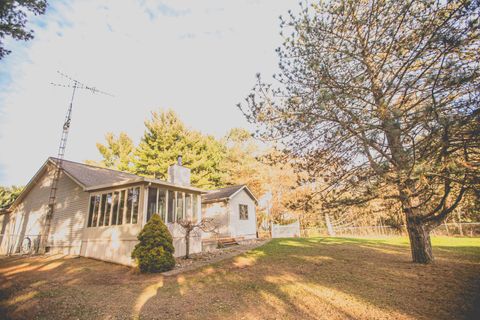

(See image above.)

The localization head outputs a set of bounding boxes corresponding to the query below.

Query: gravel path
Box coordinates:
[162,239,270,276]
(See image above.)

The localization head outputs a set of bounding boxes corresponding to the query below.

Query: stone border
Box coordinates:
[162,239,270,276]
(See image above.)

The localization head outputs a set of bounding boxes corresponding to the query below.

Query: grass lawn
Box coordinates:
[0,236,479,320]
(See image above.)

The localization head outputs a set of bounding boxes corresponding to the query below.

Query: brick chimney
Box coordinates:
[168,155,191,186]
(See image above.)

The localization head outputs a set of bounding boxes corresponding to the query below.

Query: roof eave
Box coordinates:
[201,197,230,204]
[84,177,206,193]
[8,159,52,211]
[144,178,206,193]
[228,185,259,205]
[84,177,146,191]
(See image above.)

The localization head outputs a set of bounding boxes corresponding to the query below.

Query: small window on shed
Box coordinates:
[239,204,248,220]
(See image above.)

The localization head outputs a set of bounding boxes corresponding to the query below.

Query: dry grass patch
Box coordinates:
[0,237,479,320]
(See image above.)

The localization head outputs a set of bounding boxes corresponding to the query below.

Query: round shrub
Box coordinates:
[131,214,175,273]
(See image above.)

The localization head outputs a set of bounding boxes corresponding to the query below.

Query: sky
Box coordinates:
[0,0,298,186]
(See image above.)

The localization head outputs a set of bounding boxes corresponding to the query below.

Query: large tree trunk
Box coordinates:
[406,217,434,264]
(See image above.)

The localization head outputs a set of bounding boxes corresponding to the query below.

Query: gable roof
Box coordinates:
[8,157,204,211]
[56,158,140,188]
[203,185,258,204]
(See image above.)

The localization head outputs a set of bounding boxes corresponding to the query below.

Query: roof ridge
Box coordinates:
[208,184,245,192]
[49,157,139,177]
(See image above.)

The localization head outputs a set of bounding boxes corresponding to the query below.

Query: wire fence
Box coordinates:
[300,223,480,238]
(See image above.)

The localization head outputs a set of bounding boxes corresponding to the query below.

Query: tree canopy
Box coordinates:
[86,132,134,172]
[134,110,226,189]
[240,0,480,263]
[0,185,23,209]
[0,0,47,59]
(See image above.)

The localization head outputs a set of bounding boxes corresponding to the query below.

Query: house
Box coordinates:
[202,185,258,246]
[0,157,206,266]
[0,157,258,266]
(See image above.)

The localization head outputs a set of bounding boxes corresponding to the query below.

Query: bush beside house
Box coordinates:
[131,215,175,273]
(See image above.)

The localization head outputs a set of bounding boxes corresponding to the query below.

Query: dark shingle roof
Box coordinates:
[50,158,140,188]
[202,185,245,202]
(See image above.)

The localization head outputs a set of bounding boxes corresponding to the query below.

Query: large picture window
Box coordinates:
[239,204,249,220]
[87,187,139,228]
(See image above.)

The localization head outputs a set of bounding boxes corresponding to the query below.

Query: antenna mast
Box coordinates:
[39,71,113,253]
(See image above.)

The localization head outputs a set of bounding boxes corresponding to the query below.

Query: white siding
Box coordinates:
[202,201,229,238]
[229,190,257,239]
[0,165,88,255]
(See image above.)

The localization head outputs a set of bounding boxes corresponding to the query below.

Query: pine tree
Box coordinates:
[131,214,175,273]
[0,186,24,209]
[86,132,134,172]
[134,109,227,189]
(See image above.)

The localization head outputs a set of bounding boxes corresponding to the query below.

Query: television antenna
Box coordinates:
[39,71,113,253]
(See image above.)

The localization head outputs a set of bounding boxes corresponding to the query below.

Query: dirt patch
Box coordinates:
[0,237,479,320]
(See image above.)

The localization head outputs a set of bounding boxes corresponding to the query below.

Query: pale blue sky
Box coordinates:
[0,0,298,186]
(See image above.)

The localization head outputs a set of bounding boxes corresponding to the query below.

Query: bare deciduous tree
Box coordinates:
[177,218,217,259]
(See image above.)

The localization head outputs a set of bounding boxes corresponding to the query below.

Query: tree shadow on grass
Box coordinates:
[137,237,480,319]
[1,237,479,320]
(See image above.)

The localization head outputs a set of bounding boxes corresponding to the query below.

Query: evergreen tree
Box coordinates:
[0,0,47,59]
[86,132,135,172]
[134,109,227,189]
[0,185,23,209]
[131,214,175,273]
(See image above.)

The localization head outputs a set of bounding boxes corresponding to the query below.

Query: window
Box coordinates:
[99,194,107,226]
[167,190,175,223]
[192,194,198,219]
[92,195,100,227]
[126,187,140,224]
[239,204,248,220]
[87,196,96,227]
[147,187,158,222]
[176,192,184,222]
[158,189,166,222]
[126,189,133,223]
[87,188,135,228]
[132,187,139,224]
[185,194,192,219]
[118,190,125,225]
[111,192,119,225]
[104,193,112,226]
